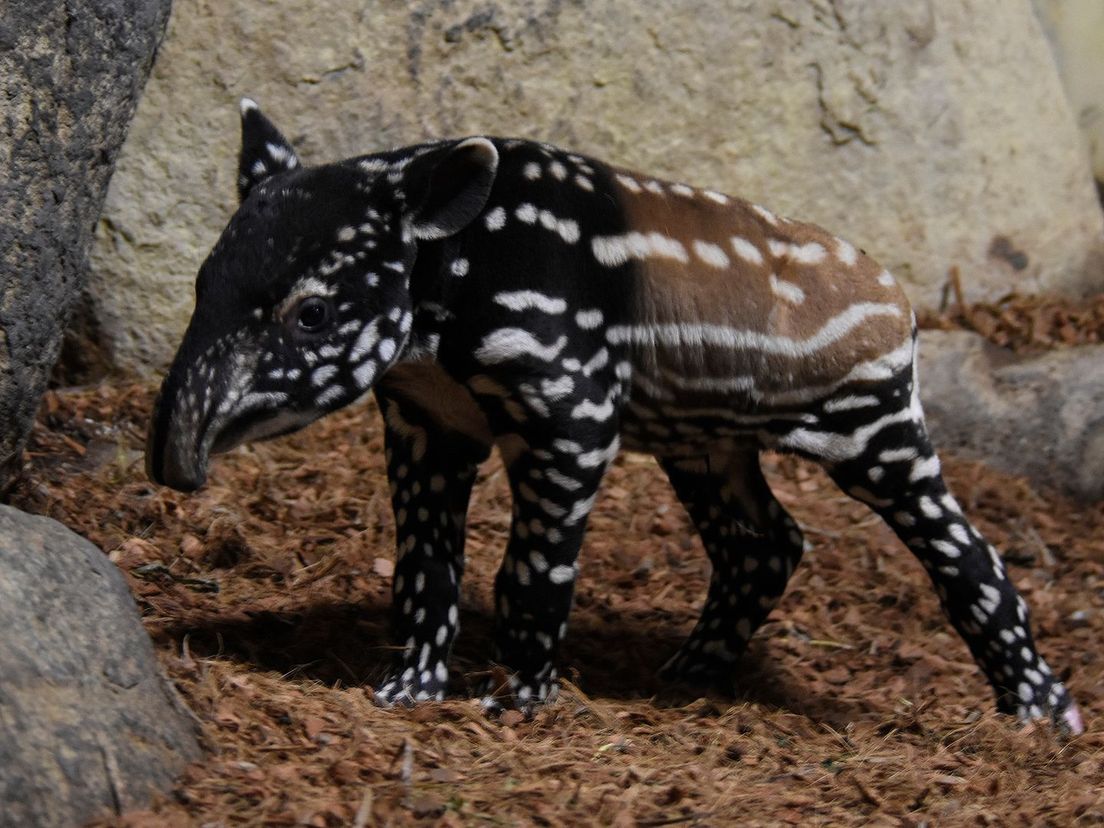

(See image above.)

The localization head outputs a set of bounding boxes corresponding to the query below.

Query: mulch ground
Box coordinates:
[7,290,1104,826]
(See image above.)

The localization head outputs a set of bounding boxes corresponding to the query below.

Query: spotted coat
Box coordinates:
[146,100,1082,735]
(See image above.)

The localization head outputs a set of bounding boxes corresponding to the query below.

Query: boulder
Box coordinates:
[89,0,1104,374]
[1034,0,1104,184]
[0,505,201,827]
[918,331,1104,501]
[0,0,171,490]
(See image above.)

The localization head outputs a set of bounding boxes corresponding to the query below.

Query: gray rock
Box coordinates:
[0,0,171,490]
[918,330,1104,501]
[0,505,200,827]
[88,0,1104,374]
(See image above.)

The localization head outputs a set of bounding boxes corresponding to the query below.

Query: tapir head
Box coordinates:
[146,100,498,490]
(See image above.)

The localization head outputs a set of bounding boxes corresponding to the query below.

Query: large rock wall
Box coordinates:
[0,0,171,488]
[1034,0,1104,183]
[90,0,1104,374]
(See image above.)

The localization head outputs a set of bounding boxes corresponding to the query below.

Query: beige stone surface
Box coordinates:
[90,0,1104,374]
[1034,0,1104,181]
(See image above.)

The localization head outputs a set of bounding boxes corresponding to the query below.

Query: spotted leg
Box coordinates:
[809,388,1083,734]
[657,451,805,682]
[372,393,490,705]
[483,428,621,713]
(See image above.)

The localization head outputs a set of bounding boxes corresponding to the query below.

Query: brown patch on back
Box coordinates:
[608,168,913,394]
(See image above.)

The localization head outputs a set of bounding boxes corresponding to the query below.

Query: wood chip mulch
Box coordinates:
[917,269,1104,353]
[7,364,1104,825]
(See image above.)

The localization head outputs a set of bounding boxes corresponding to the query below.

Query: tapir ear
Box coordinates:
[237,98,300,202]
[404,138,499,240]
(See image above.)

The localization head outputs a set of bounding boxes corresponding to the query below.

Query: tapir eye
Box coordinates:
[291,296,332,333]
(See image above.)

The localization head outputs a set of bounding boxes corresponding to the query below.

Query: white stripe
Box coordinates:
[474,329,568,364]
[591,232,689,268]
[779,406,915,461]
[493,291,567,314]
[605,302,903,358]
[823,395,881,413]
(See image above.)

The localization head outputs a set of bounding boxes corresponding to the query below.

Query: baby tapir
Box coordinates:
[147,99,1083,735]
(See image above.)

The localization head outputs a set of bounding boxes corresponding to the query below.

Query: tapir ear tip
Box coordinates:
[457,136,499,169]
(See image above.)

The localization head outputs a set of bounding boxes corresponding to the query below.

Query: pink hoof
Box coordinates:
[1063,704,1085,736]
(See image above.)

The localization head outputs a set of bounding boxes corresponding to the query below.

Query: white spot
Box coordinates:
[571,390,617,421]
[693,240,730,269]
[546,469,582,490]
[450,258,469,277]
[575,309,603,329]
[702,190,729,204]
[644,180,665,195]
[549,161,567,180]
[556,218,580,244]
[353,360,377,389]
[484,206,507,231]
[574,174,594,192]
[548,565,576,584]
[979,582,1002,614]
[311,364,338,387]
[515,560,531,585]
[730,236,764,265]
[932,539,961,558]
[948,524,970,545]
[670,183,694,197]
[836,237,858,265]
[909,455,941,483]
[541,376,575,400]
[523,162,542,180]
[576,434,620,468]
[878,270,896,287]
[919,496,942,519]
[378,338,396,362]
[516,203,538,224]
[315,385,344,407]
[778,241,826,264]
[337,226,356,243]
[769,273,806,304]
[751,204,778,225]
[350,319,381,362]
[615,173,642,193]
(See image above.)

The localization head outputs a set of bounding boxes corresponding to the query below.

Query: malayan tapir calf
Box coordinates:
[146,99,1083,735]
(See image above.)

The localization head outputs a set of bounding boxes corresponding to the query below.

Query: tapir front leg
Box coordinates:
[372,391,490,705]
